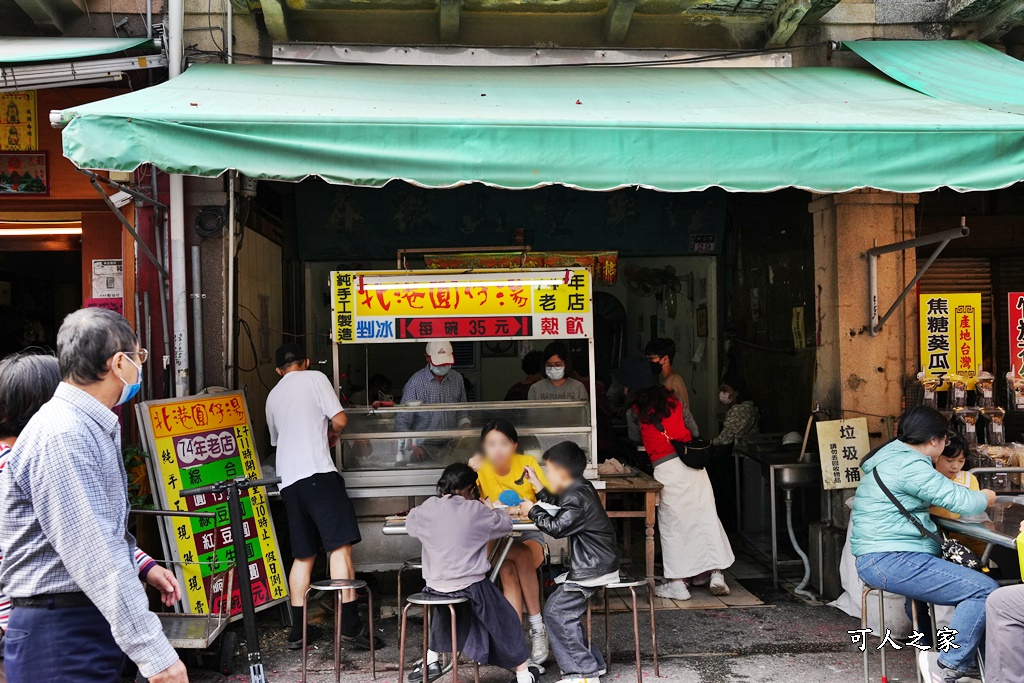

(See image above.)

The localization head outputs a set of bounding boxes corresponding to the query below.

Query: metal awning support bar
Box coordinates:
[79,168,167,210]
[87,177,169,280]
[867,221,970,335]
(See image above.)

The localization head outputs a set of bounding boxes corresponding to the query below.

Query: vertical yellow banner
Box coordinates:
[920,293,982,389]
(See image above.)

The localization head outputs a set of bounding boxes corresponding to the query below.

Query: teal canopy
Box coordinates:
[0,37,154,65]
[846,40,1024,116]
[57,41,1024,193]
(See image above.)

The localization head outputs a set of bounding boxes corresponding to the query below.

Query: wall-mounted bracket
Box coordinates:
[867,220,970,336]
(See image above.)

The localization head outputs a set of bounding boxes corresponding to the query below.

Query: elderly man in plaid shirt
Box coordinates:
[0,308,186,683]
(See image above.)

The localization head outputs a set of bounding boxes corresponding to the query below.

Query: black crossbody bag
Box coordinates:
[654,419,713,470]
[872,469,983,572]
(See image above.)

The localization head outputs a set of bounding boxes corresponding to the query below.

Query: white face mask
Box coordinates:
[430,363,451,376]
[546,366,565,381]
[719,391,733,405]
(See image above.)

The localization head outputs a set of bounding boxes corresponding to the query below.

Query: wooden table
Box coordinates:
[596,472,664,587]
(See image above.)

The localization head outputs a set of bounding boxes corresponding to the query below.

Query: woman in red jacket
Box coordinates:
[617,357,734,601]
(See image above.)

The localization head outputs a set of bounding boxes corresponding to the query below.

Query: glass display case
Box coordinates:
[336,400,593,496]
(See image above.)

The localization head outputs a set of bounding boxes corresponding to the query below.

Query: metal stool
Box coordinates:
[399,592,479,683]
[397,557,422,615]
[860,586,929,683]
[860,586,888,683]
[586,579,659,682]
[301,578,376,682]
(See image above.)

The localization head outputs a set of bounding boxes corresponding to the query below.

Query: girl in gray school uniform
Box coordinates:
[405,463,540,683]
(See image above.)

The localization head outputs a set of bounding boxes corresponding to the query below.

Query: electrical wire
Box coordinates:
[236,318,272,391]
[237,303,324,338]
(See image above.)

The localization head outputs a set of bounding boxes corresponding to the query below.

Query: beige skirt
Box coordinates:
[653,457,735,579]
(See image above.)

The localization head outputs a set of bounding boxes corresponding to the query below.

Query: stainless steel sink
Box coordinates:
[773,463,822,489]
[742,446,821,489]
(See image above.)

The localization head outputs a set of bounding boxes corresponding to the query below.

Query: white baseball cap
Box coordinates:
[425,341,455,366]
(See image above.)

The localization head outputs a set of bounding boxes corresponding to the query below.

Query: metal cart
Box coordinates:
[131,509,238,680]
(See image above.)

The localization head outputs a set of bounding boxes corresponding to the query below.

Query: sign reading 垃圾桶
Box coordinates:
[919,293,982,389]
[136,392,287,618]
[1009,292,1024,379]
[330,269,593,343]
[816,418,870,490]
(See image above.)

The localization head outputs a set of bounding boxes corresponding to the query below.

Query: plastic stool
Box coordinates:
[396,557,422,616]
[586,579,659,682]
[301,578,375,682]
[398,592,479,683]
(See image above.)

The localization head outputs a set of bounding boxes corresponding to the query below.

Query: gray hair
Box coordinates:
[57,308,138,384]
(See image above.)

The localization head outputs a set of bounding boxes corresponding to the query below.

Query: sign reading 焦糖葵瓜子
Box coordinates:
[919,293,982,389]
[1009,292,1024,379]
[816,418,870,490]
[330,269,593,343]
[136,391,287,619]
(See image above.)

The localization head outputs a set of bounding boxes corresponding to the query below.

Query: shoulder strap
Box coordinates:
[871,469,943,544]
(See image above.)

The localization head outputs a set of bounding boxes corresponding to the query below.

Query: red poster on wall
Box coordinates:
[1009,292,1024,378]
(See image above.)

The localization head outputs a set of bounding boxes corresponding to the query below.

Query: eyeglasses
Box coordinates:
[122,348,150,364]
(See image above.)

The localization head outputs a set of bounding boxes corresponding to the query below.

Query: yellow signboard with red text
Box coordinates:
[137,392,287,617]
[919,293,982,389]
[331,269,593,343]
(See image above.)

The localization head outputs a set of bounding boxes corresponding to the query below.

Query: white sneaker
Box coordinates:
[556,678,601,683]
[529,623,550,664]
[709,570,730,596]
[654,580,691,600]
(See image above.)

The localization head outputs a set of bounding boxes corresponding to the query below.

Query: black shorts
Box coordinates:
[280,472,361,558]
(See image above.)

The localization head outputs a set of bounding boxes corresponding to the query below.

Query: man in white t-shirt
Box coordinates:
[266,343,382,651]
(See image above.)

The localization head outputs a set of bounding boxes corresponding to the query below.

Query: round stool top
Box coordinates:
[311,579,368,591]
[402,558,423,569]
[606,579,647,589]
[406,592,469,606]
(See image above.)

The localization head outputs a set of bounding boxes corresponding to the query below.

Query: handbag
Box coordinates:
[654,419,712,470]
[872,469,984,572]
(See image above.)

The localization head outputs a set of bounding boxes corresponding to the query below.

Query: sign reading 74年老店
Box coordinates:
[330,269,593,343]
[136,391,288,618]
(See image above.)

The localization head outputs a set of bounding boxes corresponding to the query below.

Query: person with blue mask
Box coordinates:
[0,307,188,683]
[395,341,471,464]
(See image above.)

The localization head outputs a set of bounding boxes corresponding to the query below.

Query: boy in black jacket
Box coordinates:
[520,441,620,683]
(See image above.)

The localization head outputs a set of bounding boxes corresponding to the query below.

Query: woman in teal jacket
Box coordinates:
[852,406,997,683]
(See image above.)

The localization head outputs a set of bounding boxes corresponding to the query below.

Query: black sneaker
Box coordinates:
[408,659,453,682]
[340,624,386,650]
[507,665,542,683]
[287,625,323,650]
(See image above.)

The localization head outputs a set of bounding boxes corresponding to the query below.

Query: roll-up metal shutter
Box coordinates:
[919,258,993,324]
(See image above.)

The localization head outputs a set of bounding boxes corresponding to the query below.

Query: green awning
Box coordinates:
[846,40,1024,116]
[0,37,154,65]
[57,46,1024,193]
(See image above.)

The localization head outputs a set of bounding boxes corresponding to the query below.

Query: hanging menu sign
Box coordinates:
[136,391,288,617]
[331,268,593,343]
[919,293,982,389]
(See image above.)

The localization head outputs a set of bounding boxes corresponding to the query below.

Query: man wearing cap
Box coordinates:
[266,343,380,651]
[395,341,472,463]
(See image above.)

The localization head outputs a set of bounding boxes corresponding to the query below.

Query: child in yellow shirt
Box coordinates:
[468,418,551,669]
[930,433,981,520]
[931,432,987,559]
